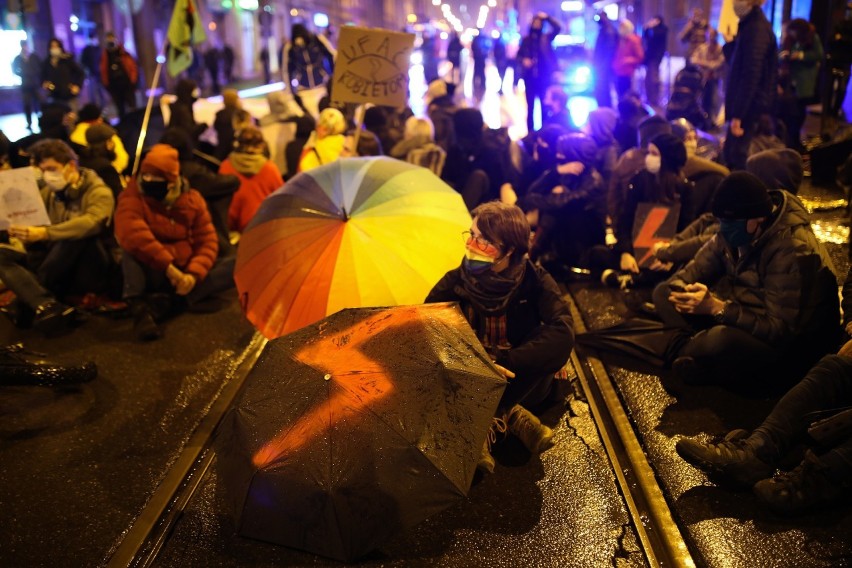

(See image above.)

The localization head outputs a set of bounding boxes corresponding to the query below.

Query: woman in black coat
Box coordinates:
[425,202,574,473]
[41,38,84,112]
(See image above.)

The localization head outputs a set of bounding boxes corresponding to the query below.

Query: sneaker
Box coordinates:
[753,451,852,515]
[32,301,77,336]
[0,343,97,386]
[507,404,555,454]
[675,429,775,489]
[477,416,507,474]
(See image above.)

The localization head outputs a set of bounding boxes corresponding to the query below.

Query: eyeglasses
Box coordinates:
[462,230,498,254]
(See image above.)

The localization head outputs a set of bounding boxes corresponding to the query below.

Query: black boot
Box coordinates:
[0,343,97,386]
[129,298,163,341]
[32,301,77,336]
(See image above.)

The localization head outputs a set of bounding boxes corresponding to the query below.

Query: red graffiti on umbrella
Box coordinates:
[251,309,409,468]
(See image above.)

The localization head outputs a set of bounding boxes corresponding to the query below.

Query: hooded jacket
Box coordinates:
[219,152,283,231]
[115,177,218,280]
[675,190,839,345]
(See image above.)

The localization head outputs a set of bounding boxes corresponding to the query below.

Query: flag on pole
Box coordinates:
[166,0,207,77]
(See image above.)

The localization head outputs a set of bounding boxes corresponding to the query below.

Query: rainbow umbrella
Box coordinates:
[235,157,471,339]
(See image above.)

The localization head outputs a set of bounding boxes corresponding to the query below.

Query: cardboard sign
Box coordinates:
[632,202,680,268]
[0,167,50,230]
[332,26,415,108]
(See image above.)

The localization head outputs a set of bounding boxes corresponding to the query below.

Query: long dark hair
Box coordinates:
[783,18,815,50]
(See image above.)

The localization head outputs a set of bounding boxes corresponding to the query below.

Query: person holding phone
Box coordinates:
[651,172,840,390]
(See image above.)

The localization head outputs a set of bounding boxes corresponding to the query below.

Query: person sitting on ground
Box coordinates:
[219,126,283,232]
[114,144,235,341]
[425,201,575,473]
[747,114,785,157]
[159,128,240,257]
[613,91,649,153]
[70,103,130,175]
[425,79,458,153]
[745,147,804,195]
[669,118,729,221]
[597,133,689,284]
[651,172,840,391]
[525,132,607,274]
[541,85,575,131]
[0,139,115,335]
[340,129,383,157]
[389,116,446,176]
[78,123,124,199]
[442,108,517,211]
[652,144,804,269]
[298,107,347,172]
[10,103,78,168]
[584,107,620,186]
[676,337,852,515]
[363,106,402,157]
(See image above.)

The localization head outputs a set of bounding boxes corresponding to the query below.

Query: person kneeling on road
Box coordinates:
[425,201,575,473]
[114,144,235,341]
[676,338,852,515]
[651,172,840,391]
[0,138,114,336]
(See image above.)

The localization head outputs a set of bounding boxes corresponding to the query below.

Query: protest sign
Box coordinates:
[632,202,680,268]
[332,26,415,108]
[0,167,50,230]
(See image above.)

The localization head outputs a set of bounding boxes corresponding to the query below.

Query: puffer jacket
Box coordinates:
[425,260,575,379]
[675,190,839,345]
[115,177,218,280]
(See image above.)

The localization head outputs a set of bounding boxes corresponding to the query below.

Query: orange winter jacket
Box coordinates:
[115,178,218,280]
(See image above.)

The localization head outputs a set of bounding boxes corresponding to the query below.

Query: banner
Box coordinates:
[0,167,50,230]
[167,0,207,77]
[632,202,680,268]
[331,26,415,108]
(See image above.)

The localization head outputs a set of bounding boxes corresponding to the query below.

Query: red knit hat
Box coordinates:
[140,144,180,182]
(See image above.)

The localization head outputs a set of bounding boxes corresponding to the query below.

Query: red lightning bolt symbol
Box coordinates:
[251,309,410,468]
[634,206,672,267]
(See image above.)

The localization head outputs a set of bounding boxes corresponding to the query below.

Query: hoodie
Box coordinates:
[746,148,804,195]
[219,153,284,231]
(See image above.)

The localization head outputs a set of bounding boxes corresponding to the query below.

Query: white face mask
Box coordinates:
[43,169,67,191]
[733,0,753,18]
[191,88,201,99]
[645,154,661,174]
[684,139,698,157]
[49,47,62,57]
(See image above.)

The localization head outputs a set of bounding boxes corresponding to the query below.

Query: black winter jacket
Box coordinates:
[425,260,575,379]
[724,7,778,122]
[675,190,839,345]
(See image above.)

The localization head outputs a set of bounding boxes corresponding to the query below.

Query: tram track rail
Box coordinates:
[566,294,694,567]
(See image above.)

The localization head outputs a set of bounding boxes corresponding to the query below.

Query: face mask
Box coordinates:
[684,139,698,157]
[645,154,661,174]
[43,169,67,191]
[462,249,496,275]
[719,218,752,248]
[142,179,170,201]
[733,0,752,18]
[50,47,62,57]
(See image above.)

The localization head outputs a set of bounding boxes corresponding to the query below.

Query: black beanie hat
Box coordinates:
[712,172,773,219]
[638,115,671,148]
[649,133,687,172]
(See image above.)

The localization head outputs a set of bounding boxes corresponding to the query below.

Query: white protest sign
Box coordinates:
[0,167,50,230]
[332,26,415,108]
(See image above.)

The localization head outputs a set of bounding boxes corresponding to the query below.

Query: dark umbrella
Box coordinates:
[215,302,506,562]
[576,318,689,367]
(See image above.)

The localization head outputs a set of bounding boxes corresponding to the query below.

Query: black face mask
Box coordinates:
[141,180,170,201]
[107,41,117,49]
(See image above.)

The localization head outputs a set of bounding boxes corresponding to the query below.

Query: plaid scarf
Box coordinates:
[458,260,526,357]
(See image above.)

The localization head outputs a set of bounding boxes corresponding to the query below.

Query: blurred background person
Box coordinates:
[42,38,84,113]
[12,40,41,132]
[642,16,668,109]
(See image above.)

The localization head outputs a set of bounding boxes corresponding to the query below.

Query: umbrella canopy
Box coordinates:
[576,318,690,367]
[235,156,471,339]
[215,303,506,562]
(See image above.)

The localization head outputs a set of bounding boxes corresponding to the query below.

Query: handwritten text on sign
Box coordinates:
[332,26,415,107]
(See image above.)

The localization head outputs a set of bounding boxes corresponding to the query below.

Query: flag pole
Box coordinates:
[131,41,170,177]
